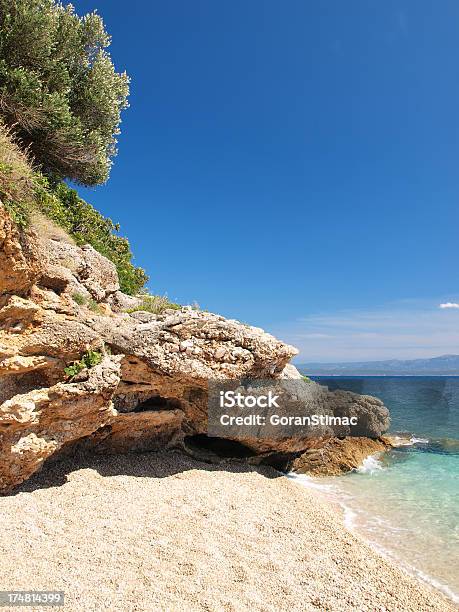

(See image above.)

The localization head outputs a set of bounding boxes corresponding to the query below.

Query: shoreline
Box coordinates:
[287,468,459,606]
[0,451,454,611]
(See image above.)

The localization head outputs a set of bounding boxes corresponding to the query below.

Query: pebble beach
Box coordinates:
[0,451,454,612]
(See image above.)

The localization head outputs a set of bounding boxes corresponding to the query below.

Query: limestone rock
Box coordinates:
[74,409,184,455]
[37,238,119,301]
[0,204,40,295]
[107,290,142,313]
[290,436,389,476]
[88,307,300,437]
[79,244,119,300]
[92,307,298,382]
[219,379,390,456]
[0,355,58,376]
[280,363,304,379]
[0,295,43,331]
[0,204,393,491]
[38,263,91,301]
[0,357,120,493]
[18,311,101,361]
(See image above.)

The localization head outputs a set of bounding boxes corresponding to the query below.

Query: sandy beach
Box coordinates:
[0,451,454,612]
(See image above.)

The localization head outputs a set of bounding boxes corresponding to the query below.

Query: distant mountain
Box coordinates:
[297,354,459,376]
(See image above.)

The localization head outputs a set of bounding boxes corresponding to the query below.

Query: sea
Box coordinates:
[290,376,459,603]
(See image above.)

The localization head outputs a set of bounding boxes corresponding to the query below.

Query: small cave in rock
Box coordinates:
[132,395,182,413]
[184,434,256,459]
[0,370,54,405]
[258,452,298,472]
[37,275,67,296]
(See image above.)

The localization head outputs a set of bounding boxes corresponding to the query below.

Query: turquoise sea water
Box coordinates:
[299,377,459,602]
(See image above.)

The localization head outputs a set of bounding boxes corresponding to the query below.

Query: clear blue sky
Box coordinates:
[74,0,459,361]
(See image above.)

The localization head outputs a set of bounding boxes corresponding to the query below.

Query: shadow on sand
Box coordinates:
[8,448,282,497]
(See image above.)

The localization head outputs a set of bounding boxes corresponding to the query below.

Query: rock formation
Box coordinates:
[0,203,390,492]
[290,436,389,476]
[0,356,120,492]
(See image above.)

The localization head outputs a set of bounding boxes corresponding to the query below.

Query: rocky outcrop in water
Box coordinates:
[290,436,389,476]
[0,203,390,491]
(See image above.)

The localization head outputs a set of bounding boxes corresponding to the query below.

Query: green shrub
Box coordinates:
[0,0,147,296]
[127,294,181,315]
[72,292,87,306]
[0,0,129,186]
[1,118,147,296]
[72,293,101,311]
[64,349,103,378]
[87,298,103,314]
[0,129,147,295]
[72,293,107,315]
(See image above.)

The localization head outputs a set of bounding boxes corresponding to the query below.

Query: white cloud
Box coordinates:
[439,302,459,309]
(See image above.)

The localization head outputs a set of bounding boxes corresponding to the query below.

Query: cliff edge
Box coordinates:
[0,204,390,492]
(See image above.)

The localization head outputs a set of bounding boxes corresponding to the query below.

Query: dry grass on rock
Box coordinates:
[0,124,37,226]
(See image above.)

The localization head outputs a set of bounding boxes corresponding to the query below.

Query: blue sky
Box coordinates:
[74,0,459,361]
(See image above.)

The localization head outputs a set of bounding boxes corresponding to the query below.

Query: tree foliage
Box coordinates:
[1,119,147,297]
[0,4,147,296]
[0,0,129,185]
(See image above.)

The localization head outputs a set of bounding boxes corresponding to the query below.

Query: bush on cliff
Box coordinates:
[126,294,181,315]
[64,349,103,379]
[0,1,147,296]
[0,125,147,295]
[37,180,148,295]
[0,0,129,186]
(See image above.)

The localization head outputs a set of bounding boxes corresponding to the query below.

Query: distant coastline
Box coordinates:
[297,354,459,376]
[309,374,459,377]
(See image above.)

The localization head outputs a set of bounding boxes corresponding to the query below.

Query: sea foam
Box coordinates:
[355,453,384,474]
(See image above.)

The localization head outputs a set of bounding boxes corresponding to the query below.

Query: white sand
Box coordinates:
[0,451,454,612]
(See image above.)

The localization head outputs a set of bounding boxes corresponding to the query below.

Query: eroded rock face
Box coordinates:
[107,290,141,313]
[0,356,120,492]
[0,204,391,491]
[202,377,390,457]
[37,238,119,301]
[89,308,300,439]
[93,309,297,381]
[73,409,184,455]
[290,436,389,476]
[0,203,40,295]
